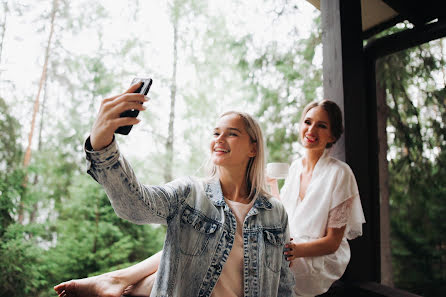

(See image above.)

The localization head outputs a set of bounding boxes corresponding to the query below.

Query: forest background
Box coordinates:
[0,0,445,296]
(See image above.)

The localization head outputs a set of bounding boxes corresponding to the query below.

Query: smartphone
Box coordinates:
[115,78,153,135]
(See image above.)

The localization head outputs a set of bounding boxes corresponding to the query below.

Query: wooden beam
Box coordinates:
[362,15,405,40]
[320,281,423,297]
[381,0,446,27]
[376,61,393,287]
[365,18,446,59]
[321,0,381,283]
[382,0,426,26]
[349,281,423,297]
[321,0,346,162]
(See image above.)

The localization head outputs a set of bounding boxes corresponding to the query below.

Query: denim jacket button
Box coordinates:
[214,263,222,273]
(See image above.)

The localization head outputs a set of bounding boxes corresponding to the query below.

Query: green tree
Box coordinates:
[232,8,322,163]
[40,174,164,295]
[0,96,23,234]
[377,37,446,296]
[0,97,47,297]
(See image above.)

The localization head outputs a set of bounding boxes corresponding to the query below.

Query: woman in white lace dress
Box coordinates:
[268,100,365,297]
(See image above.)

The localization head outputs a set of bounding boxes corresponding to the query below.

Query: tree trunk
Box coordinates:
[19,0,58,223]
[164,15,178,182]
[377,65,394,286]
[0,0,8,66]
[29,76,48,224]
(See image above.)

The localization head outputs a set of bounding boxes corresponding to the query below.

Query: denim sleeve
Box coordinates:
[278,210,296,297]
[84,137,190,225]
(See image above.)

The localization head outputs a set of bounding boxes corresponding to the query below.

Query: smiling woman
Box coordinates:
[268,99,365,297]
[54,89,295,297]
[208,111,267,203]
[0,0,325,295]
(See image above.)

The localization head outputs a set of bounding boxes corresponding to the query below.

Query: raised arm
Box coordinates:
[85,84,189,225]
[86,137,190,225]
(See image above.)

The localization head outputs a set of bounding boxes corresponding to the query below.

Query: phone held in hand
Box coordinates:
[115,78,153,135]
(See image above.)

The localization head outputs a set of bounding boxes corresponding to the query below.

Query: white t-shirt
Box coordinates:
[280,150,365,296]
[210,197,256,297]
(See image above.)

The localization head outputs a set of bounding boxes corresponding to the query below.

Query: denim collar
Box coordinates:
[204,178,272,210]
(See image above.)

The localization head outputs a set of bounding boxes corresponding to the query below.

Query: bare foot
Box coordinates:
[54,273,128,297]
[122,273,156,297]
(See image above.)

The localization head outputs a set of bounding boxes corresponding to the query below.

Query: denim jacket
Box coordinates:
[85,138,295,297]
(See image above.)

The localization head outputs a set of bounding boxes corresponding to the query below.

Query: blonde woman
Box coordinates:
[54,83,295,297]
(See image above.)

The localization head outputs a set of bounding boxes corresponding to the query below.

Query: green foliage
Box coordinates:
[1,1,166,294]
[232,15,323,163]
[0,95,23,233]
[0,167,25,232]
[0,97,23,172]
[45,175,165,285]
[0,224,47,297]
[0,97,47,296]
[6,1,445,297]
[0,96,24,231]
[378,40,446,296]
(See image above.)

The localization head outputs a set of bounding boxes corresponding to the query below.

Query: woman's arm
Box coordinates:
[86,84,188,225]
[266,177,280,199]
[86,138,190,225]
[284,226,346,262]
[113,251,162,284]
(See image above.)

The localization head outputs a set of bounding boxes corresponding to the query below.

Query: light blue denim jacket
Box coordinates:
[85,138,295,297]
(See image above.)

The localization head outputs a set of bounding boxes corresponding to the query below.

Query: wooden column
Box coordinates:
[321,0,380,283]
[376,59,393,286]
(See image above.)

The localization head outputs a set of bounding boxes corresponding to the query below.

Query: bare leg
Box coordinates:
[123,272,156,297]
[54,251,162,297]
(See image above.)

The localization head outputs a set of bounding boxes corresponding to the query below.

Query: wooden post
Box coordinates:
[376,59,394,287]
[321,0,381,283]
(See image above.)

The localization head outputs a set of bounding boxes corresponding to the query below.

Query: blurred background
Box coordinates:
[0,0,444,296]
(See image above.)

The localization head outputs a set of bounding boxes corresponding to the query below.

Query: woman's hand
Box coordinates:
[284,238,302,267]
[283,226,346,267]
[265,175,277,185]
[90,83,148,151]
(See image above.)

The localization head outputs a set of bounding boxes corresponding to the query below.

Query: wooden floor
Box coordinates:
[319,281,423,297]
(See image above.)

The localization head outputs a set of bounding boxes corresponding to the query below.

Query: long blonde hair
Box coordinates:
[207,111,270,200]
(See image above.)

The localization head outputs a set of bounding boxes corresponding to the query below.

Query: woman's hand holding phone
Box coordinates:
[90,82,148,151]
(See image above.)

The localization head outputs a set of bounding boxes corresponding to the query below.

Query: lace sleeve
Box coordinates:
[327,197,353,229]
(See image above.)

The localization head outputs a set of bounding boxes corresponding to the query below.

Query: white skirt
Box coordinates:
[290,237,350,296]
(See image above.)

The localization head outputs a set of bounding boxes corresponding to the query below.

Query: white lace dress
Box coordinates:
[281,150,365,297]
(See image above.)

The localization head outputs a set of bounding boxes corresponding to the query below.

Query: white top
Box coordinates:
[211,197,256,297]
[280,150,365,296]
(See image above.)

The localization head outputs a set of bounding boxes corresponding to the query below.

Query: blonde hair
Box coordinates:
[207,111,270,200]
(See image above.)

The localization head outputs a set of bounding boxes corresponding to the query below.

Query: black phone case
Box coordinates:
[115,78,152,135]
